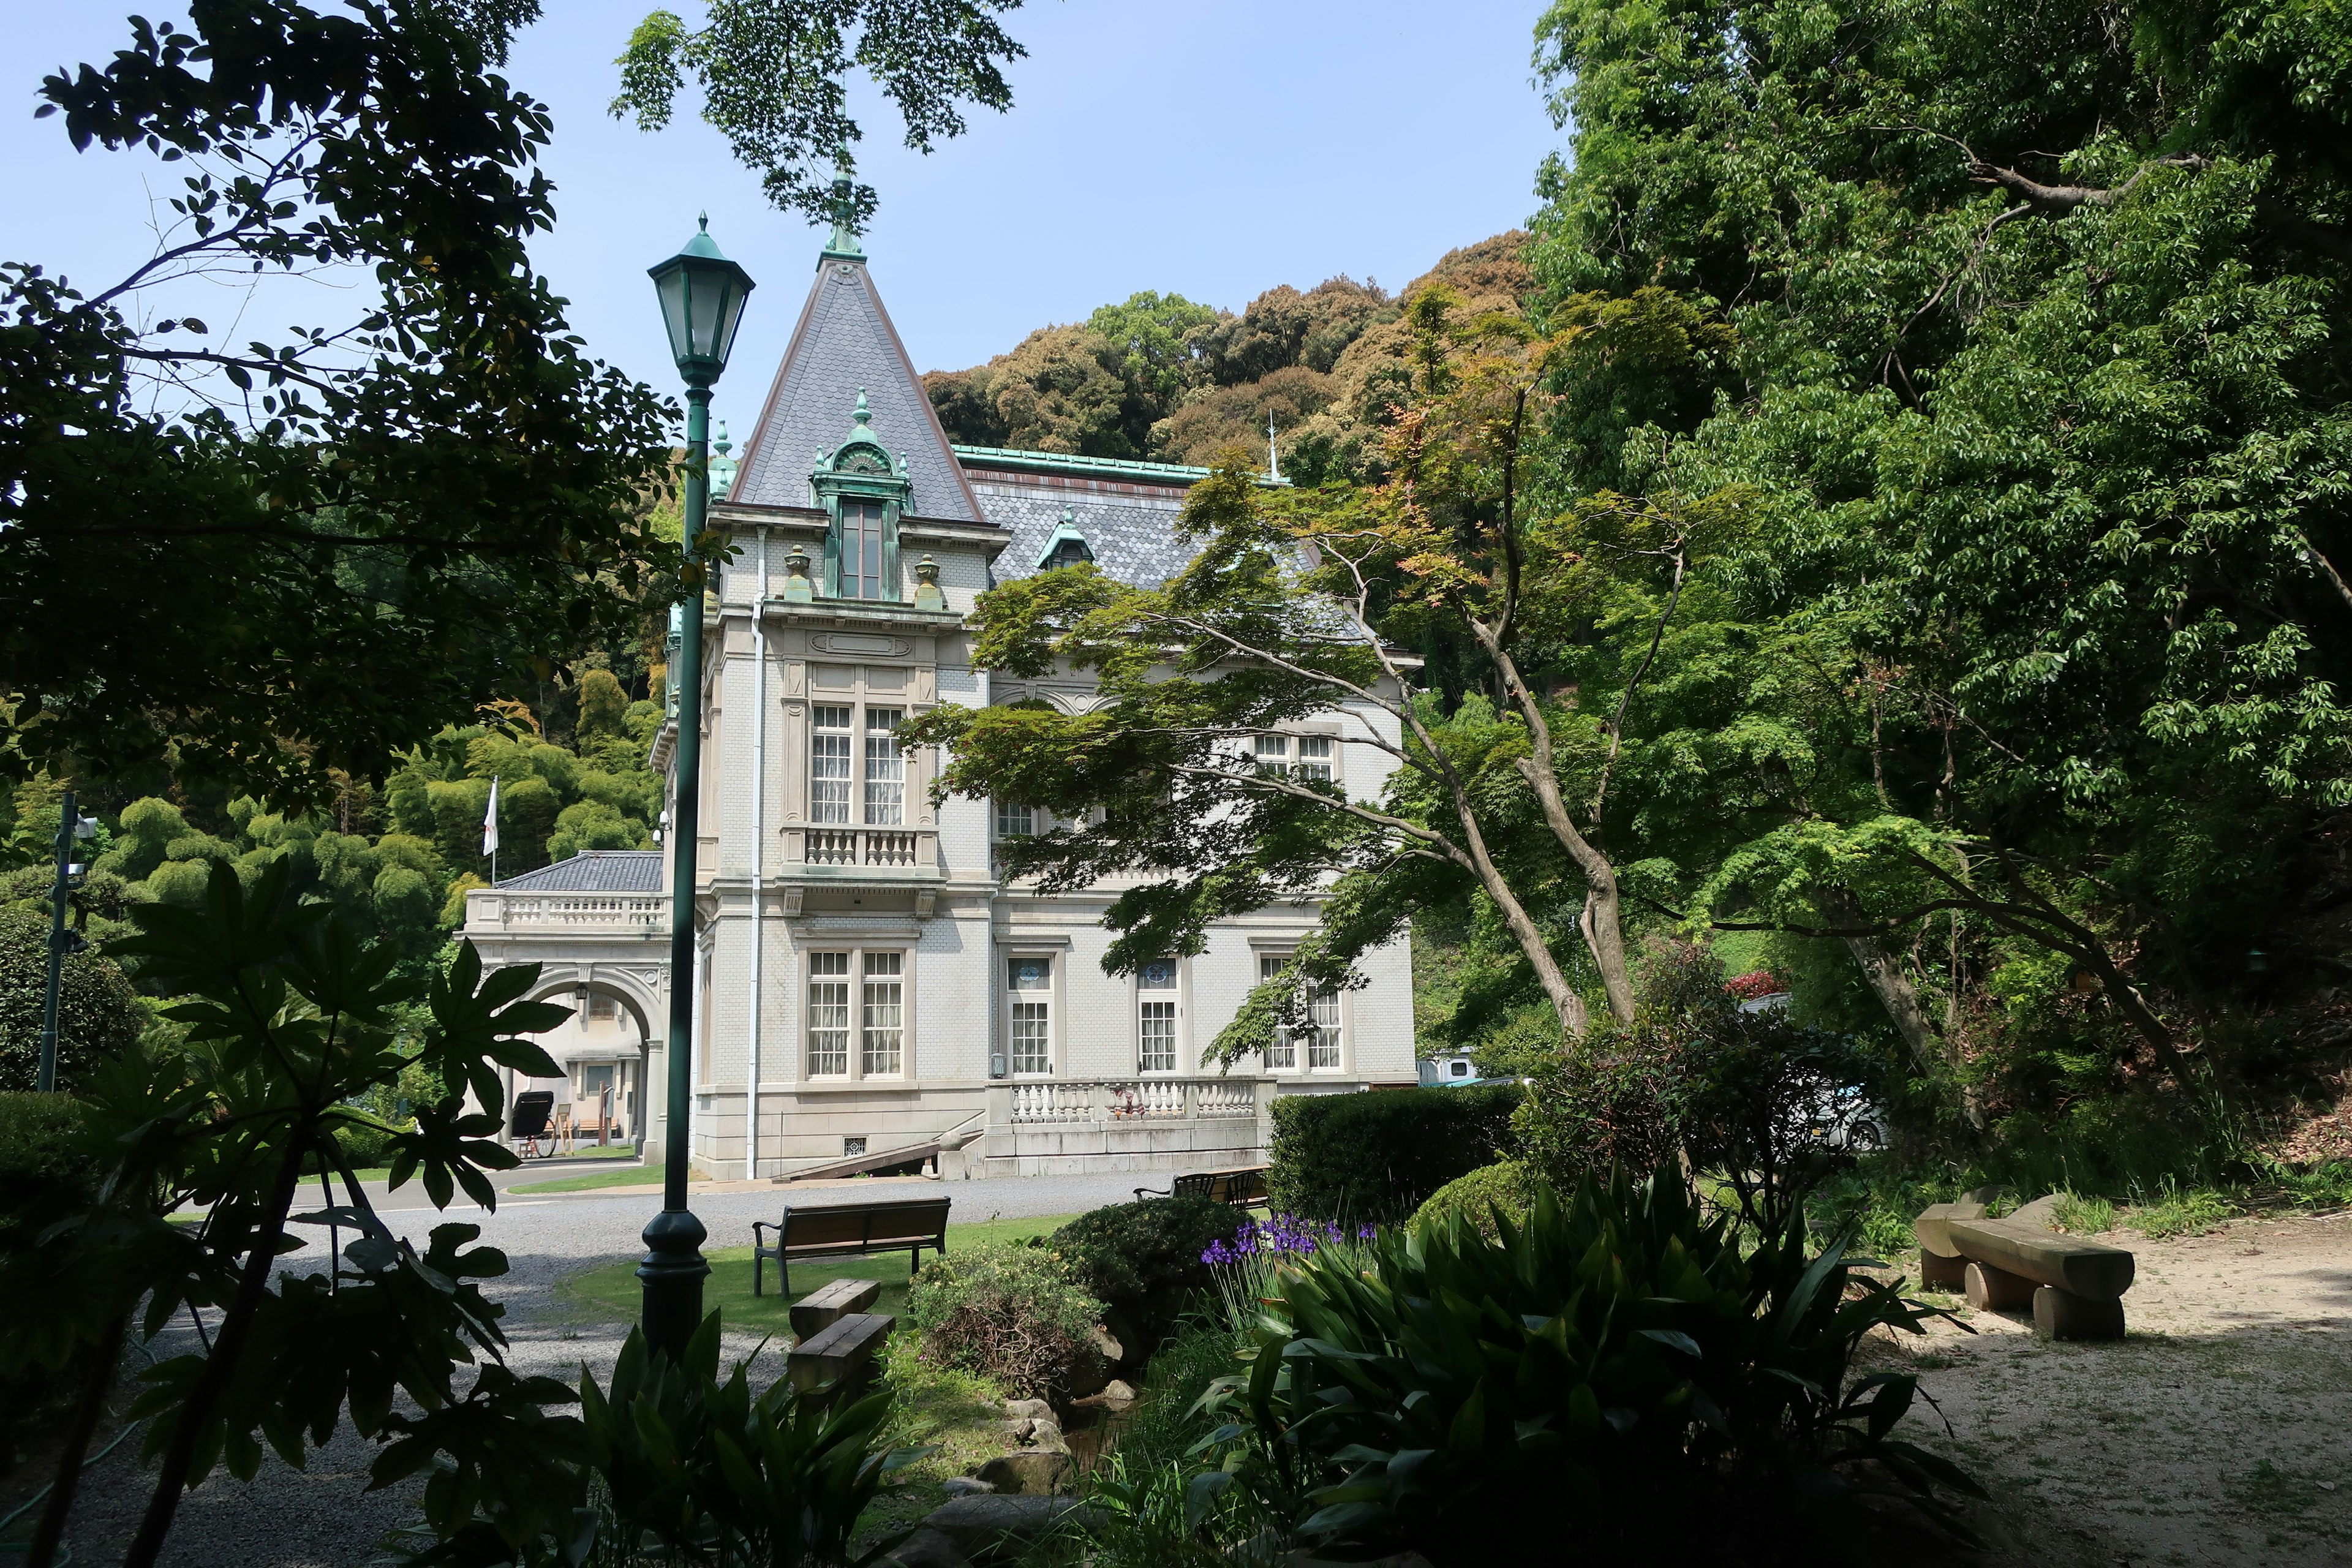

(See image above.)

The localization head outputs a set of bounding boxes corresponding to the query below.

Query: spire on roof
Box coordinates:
[821,162,865,263]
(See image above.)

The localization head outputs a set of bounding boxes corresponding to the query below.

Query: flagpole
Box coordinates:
[484,775,501,886]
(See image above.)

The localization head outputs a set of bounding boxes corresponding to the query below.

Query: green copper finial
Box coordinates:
[854,387,872,427]
[822,161,865,262]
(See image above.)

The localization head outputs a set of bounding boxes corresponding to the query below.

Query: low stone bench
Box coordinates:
[791,1276,881,1341]
[787,1310,894,1399]
[1914,1201,2135,1340]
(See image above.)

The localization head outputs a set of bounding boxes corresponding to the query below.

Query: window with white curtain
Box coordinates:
[1258,952,1297,1071]
[810,707,853,823]
[864,707,905,825]
[807,952,850,1076]
[1138,959,1178,1073]
[862,952,904,1076]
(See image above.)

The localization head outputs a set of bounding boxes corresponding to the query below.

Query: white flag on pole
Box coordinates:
[482,776,500,856]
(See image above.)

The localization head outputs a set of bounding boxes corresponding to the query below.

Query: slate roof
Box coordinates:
[496,851,665,894]
[731,255,984,523]
[963,472,1201,590]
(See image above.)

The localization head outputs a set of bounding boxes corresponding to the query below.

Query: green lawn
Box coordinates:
[510,1162,692,1194]
[556,1212,1077,1340]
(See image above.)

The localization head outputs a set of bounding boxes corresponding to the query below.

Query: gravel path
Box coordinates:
[45,1169,1144,1567]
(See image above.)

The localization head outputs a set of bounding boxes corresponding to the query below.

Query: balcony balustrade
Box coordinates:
[784,824,940,878]
[997,1077,1271,1126]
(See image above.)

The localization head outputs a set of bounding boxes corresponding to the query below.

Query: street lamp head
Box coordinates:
[649,214,756,388]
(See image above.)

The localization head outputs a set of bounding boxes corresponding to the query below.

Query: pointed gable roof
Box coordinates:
[728,249,986,524]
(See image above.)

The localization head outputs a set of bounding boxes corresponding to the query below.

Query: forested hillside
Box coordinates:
[921,0,2352,1195]
[923,235,1531,483]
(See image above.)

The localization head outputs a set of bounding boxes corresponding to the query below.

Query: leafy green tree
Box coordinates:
[1520,0,2352,1084]
[1087,290,1223,405]
[609,0,1025,227]
[3,1,679,810]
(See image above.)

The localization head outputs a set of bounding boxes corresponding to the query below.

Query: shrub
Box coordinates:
[0,910,147,1093]
[905,1242,1103,1398]
[0,1092,96,1212]
[1514,941,1879,1232]
[1047,1197,1245,1343]
[1411,1159,1538,1239]
[413,1313,923,1566]
[1267,1083,1520,1224]
[1194,1169,1981,1564]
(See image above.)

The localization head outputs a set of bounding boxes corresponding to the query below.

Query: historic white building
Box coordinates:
[464,225,1415,1180]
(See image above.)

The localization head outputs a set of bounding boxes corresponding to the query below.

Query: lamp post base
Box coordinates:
[636,1207,711,1360]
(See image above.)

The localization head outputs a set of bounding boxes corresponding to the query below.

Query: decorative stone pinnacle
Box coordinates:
[913,552,947,612]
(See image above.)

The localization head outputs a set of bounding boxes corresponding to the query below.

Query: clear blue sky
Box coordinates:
[0,1,1566,435]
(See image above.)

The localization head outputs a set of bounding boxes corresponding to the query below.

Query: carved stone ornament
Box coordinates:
[809,631,911,657]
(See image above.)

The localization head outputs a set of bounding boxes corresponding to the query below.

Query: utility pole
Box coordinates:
[38,791,92,1094]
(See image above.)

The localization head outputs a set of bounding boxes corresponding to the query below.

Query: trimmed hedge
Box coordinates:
[1267,1084,1522,1224]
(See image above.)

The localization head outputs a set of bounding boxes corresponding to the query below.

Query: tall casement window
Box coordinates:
[1137,960,1178,1073]
[1257,952,1297,1072]
[864,709,905,824]
[1257,952,1341,1072]
[801,667,925,867]
[840,502,888,599]
[807,952,851,1076]
[862,952,904,1076]
[1007,956,1053,1076]
[810,390,909,601]
[809,948,907,1079]
[811,706,853,823]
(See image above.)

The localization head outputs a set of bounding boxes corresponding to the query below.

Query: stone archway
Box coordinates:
[501,964,667,1153]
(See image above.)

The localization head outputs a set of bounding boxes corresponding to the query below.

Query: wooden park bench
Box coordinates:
[751,1194,951,1298]
[1133,1165,1270,1207]
[1915,1200,2136,1340]
[786,1302,894,1400]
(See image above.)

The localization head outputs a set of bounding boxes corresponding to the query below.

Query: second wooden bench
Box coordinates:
[1915,1200,2136,1340]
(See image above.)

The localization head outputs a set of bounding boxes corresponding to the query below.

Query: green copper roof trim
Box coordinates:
[952,445,1289,486]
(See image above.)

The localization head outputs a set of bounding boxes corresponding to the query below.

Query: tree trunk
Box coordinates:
[1515,758,1638,1024]
[27,1314,127,1568]
[1817,888,1945,1071]
[123,1140,309,1568]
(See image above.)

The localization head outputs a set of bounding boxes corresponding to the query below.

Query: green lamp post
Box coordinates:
[639,214,755,1360]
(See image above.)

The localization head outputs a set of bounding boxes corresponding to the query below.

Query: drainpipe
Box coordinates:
[747,525,768,1181]
[975,666,995,1087]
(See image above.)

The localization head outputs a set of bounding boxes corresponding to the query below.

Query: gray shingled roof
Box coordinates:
[731,257,982,522]
[970,479,1202,590]
[496,851,664,894]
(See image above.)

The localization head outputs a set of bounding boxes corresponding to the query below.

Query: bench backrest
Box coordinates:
[1172,1168,1267,1205]
[779,1197,952,1251]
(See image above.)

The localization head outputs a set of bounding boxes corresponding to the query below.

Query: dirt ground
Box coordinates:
[1870,1211,2352,1568]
